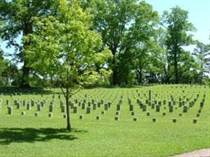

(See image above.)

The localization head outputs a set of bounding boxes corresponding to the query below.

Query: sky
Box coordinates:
[146,0,210,44]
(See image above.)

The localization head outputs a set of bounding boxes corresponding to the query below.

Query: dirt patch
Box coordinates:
[172,149,210,157]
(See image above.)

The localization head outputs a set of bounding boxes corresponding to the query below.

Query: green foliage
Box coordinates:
[0,0,56,48]
[163,6,196,83]
[0,55,22,87]
[193,41,210,83]
[85,0,160,85]
[25,0,112,89]
[0,0,57,87]
[0,1,209,87]
[0,50,7,86]
[179,51,200,83]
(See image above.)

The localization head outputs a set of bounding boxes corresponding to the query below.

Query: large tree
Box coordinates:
[25,0,111,131]
[193,41,210,83]
[163,6,195,83]
[0,0,57,87]
[118,1,161,85]
[84,0,159,85]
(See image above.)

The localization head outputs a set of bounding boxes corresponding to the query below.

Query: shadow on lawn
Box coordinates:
[0,87,53,95]
[0,128,87,145]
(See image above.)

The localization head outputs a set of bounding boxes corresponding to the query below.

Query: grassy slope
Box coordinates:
[0,85,210,157]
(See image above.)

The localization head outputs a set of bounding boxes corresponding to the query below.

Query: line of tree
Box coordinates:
[1,0,210,131]
[0,0,210,88]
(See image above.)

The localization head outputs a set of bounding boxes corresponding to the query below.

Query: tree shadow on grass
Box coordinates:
[0,128,87,145]
[0,87,53,95]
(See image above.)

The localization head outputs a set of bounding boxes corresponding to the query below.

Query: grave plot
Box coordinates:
[0,85,208,124]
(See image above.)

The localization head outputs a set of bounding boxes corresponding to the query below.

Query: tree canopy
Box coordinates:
[0,0,210,88]
[163,6,196,83]
[0,0,57,87]
[85,0,160,85]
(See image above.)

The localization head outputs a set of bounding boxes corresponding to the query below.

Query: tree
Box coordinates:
[0,49,7,86]
[0,0,57,87]
[25,0,112,131]
[84,0,159,85]
[118,1,160,85]
[0,49,22,87]
[178,50,200,83]
[154,28,169,83]
[130,31,163,84]
[163,6,195,83]
[193,41,210,83]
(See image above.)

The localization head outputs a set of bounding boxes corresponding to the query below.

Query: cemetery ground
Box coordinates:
[0,85,210,157]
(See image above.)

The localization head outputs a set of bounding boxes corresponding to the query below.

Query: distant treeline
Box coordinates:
[0,0,210,88]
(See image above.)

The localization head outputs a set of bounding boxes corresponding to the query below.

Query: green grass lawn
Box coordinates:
[0,85,210,157]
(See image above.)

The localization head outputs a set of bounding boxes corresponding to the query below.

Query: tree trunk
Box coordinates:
[164,65,169,84]
[200,64,204,84]
[173,43,181,84]
[111,52,118,86]
[65,87,71,131]
[20,22,33,88]
[21,65,30,88]
[137,68,143,85]
[174,52,179,84]
[112,67,118,86]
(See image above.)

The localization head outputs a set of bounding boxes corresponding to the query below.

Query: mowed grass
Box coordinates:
[0,85,210,157]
